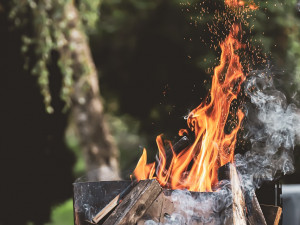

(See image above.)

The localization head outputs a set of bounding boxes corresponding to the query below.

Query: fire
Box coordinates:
[133,1,258,192]
[225,0,258,9]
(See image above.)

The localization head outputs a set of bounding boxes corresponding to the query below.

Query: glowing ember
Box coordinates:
[225,0,258,9]
[133,1,258,192]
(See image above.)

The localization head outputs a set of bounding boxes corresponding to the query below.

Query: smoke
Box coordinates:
[145,181,234,225]
[143,68,300,224]
[236,68,300,191]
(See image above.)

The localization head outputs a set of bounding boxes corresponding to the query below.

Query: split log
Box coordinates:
[137,189,215,225]
[244,191,268,225]
[218,163,267,225]
[136,191,165,224]
[228,163,247,225]
[102,179,162,225]
[260,204,282,225]
[138,163,268,225]
[92,181,136,223]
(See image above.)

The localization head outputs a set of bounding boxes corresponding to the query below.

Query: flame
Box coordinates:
[225,0,241,7]
[225,0,258,9]
[133,1,257,192]
[134,148,156,181]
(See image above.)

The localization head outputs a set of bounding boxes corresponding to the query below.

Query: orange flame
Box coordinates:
[133,0,257,191]
[225,0,240,7]
[134,24,245,192]
[225,0,258,9]
[134,148,156,180]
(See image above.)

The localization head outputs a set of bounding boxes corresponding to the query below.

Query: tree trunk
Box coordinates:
[60,2,120,180]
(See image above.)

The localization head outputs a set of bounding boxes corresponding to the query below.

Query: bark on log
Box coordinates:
[60,2,120,180]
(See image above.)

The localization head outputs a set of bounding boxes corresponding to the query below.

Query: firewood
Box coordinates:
[92,181,136,224]
[102,179,162,225]
[244,191,268,225]
[260,204,282,225]
[136,191,165,224]
[137,189,218,225]
[218,163,267,225]
[228,163,248,225]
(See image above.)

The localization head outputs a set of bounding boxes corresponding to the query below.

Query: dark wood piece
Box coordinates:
[245,191,268,225]
[92,182,136,223]
[102,179,162,225]
[156,136,190,169]
[260,204,282,225]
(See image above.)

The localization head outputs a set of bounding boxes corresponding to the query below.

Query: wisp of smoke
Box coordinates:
[236,68,300,191]
[145,181,234,225]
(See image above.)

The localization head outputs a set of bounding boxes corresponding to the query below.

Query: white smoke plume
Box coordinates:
[236,68,300,191]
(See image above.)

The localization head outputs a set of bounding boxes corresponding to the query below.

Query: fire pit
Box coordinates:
[73,163,282,225]
[73,0,298,224]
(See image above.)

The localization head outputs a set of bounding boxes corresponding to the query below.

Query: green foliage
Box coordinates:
[251,0,300,89]
[45,198,73,225]
[9,0,101,113]
[66,122,86,177]
[78,0,102,32]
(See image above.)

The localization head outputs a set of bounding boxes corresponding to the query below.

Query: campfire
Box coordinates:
[73,1,300,224]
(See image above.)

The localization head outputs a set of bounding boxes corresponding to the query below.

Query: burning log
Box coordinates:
[102,179,162,225]
[137,163,266,225]
[74,177,282,225]
[137,189,217,225]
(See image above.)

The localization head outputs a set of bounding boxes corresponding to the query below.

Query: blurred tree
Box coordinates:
[0,3,75,224]
[9,0,120,180]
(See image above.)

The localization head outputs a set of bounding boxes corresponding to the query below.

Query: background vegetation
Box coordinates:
[0,0,299,224]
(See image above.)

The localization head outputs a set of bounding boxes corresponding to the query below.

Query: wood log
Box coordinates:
[244,191,268,225]
[137,189,215,225]
[260,204,282,225]
[102,179,162,225]
[219,163,267,225]
[228,163,247,225]
[136,191,165,224]
[92,182,136,224]
[138,163,268,225]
